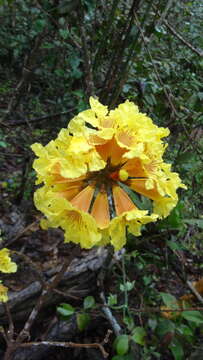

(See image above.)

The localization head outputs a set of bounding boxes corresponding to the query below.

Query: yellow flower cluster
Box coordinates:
[0,248,17,302]
[32,98,186,250]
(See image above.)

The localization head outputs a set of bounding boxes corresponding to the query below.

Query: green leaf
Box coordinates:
[123,316,134,331]
[116,335,129,356]
[167,240,185,251]
[83,296,95,310]
[34,19,46,32]
[181,311,203,324]
[131,327,146,345]
[177,324,193,337]
[54,69,65,77]
[160,292,178,309]
[76,312,90,331]
[158,203,184,230]
[107,294,117,306]
[57,303,75,317]
[59,29,69,39]
[169,338,184,360]
[156,319,175,337]
[0,141,7,148]
[120,281,135,292]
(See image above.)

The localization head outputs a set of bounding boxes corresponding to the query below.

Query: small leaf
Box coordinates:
[123,316,134,331]
[57,303,75,317]
[76,312,90,331]
[167,240,185,251]
[156,319,175,337]
[107,294,117,306]
[169,338,184,360]
[160,292,178,309]
[177,324,193,337]
[148,318,157,331]
[34,19,46,32]
[0,141,7,148]
[116,335,129,356]
[83,296,95,310]
[59,29,69,39]
[131,326,146,345]
[120,281,135,292]
[181,311,203,324]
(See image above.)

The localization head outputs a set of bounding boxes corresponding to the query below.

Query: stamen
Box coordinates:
[106,185,116,220]
[88,185,100,214]
[128,177,147,180]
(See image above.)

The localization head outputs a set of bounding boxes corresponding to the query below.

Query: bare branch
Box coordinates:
[19,338,109,358]
[153,5,203,57]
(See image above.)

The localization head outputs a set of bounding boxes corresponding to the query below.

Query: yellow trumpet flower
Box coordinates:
[31,98,186,250]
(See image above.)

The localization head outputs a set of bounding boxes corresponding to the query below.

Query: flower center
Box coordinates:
[85,159,128,189]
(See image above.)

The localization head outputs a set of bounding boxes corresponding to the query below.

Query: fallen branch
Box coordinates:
[0,247,108,320]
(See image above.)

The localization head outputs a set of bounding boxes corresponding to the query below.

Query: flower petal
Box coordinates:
[91,191,110,229]
[70,185,94,212]
[0,248,17,273]
[63,209,102,248]
[113,185,137,216]
[129,179,160,200]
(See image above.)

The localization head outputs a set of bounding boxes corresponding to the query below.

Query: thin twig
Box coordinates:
[53,288,82,301]
[2,219,41,249]
[109,0,153,107]
[134,13,203,162]
[77,6,95,97]
[93,0,120,71]
[134,13,177,115]
[156,0,174,26]
[162,16,203,57]
[19,339,109,358]
[2,30,48,121]
[129,306,203,313]
[0,152,25,158]
[16,257,70,342]
[3,303,14,342]
[101,0,140,104]
[7,109,75,126]
[101,329,113,345]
